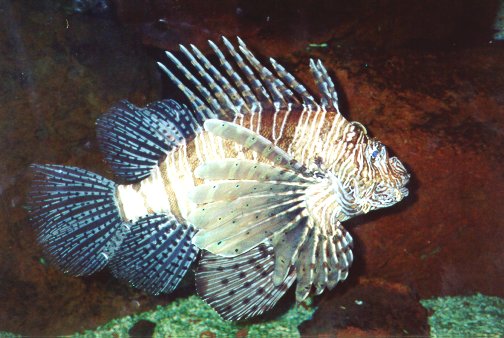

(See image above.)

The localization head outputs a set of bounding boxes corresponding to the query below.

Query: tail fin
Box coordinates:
[27,164,128,276]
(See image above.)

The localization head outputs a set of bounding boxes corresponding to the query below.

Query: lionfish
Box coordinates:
[28,37,410,321]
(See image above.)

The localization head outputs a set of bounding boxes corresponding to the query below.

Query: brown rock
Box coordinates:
[299,278,429,336]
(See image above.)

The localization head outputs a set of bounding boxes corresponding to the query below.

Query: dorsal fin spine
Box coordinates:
[165,50,223,114]
[208,40,259,111]
[179,44,237,119]
[222,37,271,103]
[157,62,214,120]
[238,44,285,105]
[269,57,315,105]
[189,44,247,113]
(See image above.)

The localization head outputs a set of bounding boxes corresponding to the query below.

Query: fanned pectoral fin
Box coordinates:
[188,158,314,257]
[271,215,310,286]
[204,119,306,172]
[196,243,296,321]
[191,197,305,256]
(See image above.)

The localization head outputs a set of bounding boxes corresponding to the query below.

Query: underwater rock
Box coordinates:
[128,319,156,337]
[299,278,429,336]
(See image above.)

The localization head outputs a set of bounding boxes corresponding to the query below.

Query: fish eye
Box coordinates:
[371,150,379,159]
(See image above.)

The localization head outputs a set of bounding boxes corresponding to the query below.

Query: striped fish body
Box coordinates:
[28,37,410,321]
[115,104,346,222]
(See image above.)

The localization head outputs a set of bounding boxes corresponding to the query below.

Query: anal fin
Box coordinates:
[109,213,198,295]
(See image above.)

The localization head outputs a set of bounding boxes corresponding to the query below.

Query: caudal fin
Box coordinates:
[27,164,128,276]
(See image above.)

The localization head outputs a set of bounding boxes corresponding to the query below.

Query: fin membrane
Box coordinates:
[109,213,198,295]
[27,164,128,276]
[292,220,354,302]
[96,99,200,182]
[325,220,353,290]
[196,244,296,321]
[203,119,306,172]
[188,158,314,257]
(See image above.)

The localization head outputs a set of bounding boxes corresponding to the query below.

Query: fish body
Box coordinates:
[28,37,410,321]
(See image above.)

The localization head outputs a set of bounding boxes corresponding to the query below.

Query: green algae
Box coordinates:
[0,332,20,338]
[3,293,503,336]
[73,295,315,337]
[421,293,504,337]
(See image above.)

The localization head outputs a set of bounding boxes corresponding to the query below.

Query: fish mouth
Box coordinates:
[393,186,409,202]
[390,157,410,186]
[399,187,409,200]
[403,173,411,186]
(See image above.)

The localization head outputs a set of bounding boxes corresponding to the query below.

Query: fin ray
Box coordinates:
[194,159,310,183]
[208,40,260,110]
[96,99,200,182]
[196,244,296,321]
[27,164,127,276]
[294,226,319,301]
[271,216,310,285]
[222,36,271,104]
[109,213,198,294]
[204,119,305,172]
[326,221,353,290]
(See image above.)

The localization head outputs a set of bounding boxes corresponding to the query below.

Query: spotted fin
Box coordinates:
[27,164,128,276]
[193,159,310,183]
[96,99,201,182]
[271,216,310,286]
[293,220,353,302]
[188,186,307,256]
[294,226,319,301]
[188,155,314,257]
[196,244,296,321]
[109,213,198,295]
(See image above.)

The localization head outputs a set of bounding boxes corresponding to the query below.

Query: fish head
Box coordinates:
[327,136,410,220]
[359,138,410,212]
